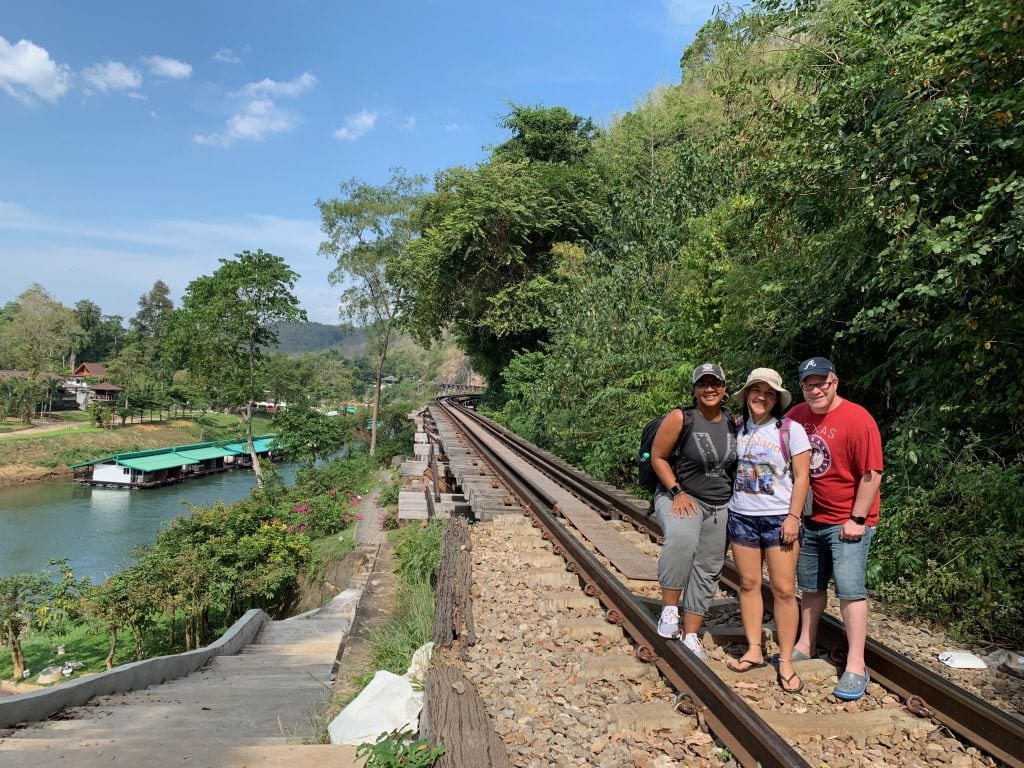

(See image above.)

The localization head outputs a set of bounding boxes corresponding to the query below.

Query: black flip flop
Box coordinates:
[727,656,767,673]
[778,668,805,694]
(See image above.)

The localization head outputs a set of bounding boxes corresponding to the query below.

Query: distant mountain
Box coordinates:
[271,322,367,355]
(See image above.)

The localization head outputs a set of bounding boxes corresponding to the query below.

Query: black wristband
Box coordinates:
[670,484,683,498]
[850,515,867,525]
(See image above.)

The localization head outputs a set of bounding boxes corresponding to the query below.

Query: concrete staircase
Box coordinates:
[0,576,369,767]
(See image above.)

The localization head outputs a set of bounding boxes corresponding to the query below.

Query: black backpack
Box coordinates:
[637,405,693,492]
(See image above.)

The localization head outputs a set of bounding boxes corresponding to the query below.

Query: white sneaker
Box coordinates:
[682,632,709,661]
[657,605,680,638]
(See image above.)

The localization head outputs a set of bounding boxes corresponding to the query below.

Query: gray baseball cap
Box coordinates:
[691,363,726,385]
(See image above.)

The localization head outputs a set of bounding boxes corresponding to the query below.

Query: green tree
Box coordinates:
[82,567,155,668]
[0,286,83,421]
[317,169,425,455]
[273,406,354,467]
[0,569,51,680]
[168,250,306,485]
[491,103,596,164]
[400,106,602,393]
[130,280,175,379]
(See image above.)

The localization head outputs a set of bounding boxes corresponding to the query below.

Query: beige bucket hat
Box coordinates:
[734,367,792,410]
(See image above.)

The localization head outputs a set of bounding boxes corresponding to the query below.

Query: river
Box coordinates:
[0,465,295,582]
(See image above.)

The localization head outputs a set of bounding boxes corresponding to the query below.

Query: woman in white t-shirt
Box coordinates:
[726,368,811,693]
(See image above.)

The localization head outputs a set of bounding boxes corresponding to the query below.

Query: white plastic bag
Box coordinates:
[937,651,987,669]
[328,670,423,745]
[405,641,434,682]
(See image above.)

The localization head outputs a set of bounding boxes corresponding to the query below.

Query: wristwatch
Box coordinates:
[670,484,683,498]
[850,514,867,525]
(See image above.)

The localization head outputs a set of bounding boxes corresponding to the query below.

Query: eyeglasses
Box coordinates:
[695,380,725,389]
[800,378,836,392]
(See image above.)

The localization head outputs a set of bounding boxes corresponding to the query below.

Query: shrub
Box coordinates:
[871,444,1024,644]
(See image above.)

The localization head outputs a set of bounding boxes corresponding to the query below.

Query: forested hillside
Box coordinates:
[373,0,1023,642]
[272,319,356,354]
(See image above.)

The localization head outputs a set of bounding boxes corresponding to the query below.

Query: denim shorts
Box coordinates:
[797,520,875,600]
[727,512,800,550]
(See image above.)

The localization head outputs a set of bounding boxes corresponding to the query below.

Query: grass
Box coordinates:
[51,411,95,422]
[368,580,435,675]
[0,616,181,684]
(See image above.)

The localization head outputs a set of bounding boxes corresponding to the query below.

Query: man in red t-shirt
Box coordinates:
[787,357,883,701]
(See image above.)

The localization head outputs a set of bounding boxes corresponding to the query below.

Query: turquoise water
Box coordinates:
[0,465,295,582]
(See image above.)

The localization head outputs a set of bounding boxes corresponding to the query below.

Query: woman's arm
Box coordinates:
[651,408,697,517]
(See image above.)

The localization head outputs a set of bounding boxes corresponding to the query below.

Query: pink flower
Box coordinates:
[355,514,364,521]
[350,498,360,507]
[293,503,310,513]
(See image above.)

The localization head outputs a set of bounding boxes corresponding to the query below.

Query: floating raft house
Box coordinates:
[70,435,278,488]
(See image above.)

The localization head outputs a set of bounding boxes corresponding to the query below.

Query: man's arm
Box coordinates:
[840,470,882,540]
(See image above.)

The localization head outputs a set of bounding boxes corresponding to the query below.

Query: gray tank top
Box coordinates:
[671,410,737,505]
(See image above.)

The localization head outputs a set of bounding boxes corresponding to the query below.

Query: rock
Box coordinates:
[36,665,63,684]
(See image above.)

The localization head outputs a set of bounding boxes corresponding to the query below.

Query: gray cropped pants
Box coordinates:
[654,491,729,617]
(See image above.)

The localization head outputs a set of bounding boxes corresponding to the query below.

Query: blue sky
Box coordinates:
[1,1,718,324]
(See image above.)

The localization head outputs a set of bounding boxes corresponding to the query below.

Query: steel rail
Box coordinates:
[437,398,810,768]
[447,399,1024,768]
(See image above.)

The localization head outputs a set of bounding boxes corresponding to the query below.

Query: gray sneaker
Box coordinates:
[682,633,709,661]
[657,606,680,638]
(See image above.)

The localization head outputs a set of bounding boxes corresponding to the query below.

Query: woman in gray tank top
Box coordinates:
[649,363,737,660]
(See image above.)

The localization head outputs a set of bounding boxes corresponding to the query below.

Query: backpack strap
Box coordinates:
[779,417,794,479]
[673,405,692,460]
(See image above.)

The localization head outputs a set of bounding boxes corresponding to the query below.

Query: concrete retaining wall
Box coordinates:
[0,608,269,728]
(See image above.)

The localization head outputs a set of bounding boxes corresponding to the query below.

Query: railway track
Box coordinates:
[427,396,1023,768]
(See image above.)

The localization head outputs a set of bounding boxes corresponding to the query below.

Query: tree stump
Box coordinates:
[433,518,476,648]
[424,665,512,768]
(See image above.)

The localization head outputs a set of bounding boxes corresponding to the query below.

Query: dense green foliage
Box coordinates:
[386,1,1023,642]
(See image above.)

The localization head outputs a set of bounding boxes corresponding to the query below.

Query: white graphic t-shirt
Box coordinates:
[730,418,810,517]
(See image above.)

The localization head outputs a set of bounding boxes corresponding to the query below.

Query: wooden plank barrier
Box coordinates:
[424,665,512,768]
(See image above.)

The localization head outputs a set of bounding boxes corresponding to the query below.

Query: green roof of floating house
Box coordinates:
[69,434,279,470]
[116,453,211,472]
[224,436,276,454]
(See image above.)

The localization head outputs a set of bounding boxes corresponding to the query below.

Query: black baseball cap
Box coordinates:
[692,363,726,385]
[797,357,835,381]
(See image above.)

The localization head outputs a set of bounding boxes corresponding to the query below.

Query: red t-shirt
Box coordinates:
[786,400,883,526]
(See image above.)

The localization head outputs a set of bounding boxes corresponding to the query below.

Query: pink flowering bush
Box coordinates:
[280,491,364,537]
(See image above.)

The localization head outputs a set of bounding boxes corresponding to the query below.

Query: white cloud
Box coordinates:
[81,61,143,94]
[195,72,317,148]
[143,55,192,79]
[333,109,378,141]
[242,71,317,99]
[213,47,242,64]
[194,98,298,147]
[401,115,416,131]
[444,122,466,132]
[0,36,70,104]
